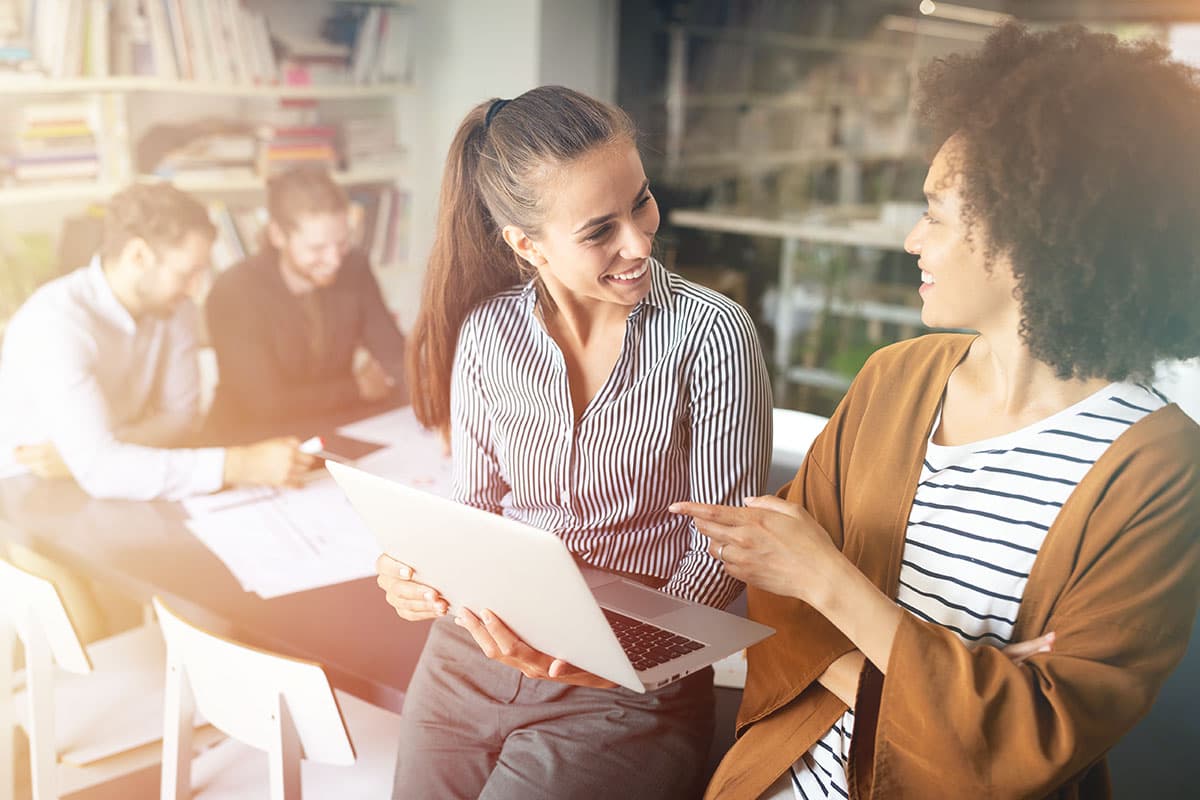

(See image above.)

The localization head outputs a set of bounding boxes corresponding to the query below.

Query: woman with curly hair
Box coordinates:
[674,24,1200,799]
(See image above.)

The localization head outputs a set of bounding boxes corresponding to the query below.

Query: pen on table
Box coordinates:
[299,436,337,461]
[299,436,323,454]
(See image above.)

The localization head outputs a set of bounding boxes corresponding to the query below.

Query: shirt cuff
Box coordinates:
[194,447,226,495]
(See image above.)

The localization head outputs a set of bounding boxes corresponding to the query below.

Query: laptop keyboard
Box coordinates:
[601,608,706,671]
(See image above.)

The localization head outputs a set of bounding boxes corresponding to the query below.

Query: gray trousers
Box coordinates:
[392,616,716,800]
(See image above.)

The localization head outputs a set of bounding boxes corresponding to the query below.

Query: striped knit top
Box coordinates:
[449,258,773,608]
[782,381,1168,800]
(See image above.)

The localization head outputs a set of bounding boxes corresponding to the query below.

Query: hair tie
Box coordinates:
[485,98,511,129]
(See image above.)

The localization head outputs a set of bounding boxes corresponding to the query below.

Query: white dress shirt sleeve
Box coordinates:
[19,310,225,501]
[116,301,206,446]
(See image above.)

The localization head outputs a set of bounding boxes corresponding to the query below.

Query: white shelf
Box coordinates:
[0,181,118,205]
[783,285,924,327]
[676,91,907,113]
[678,148,920,174]
[674,24,912,61]
[173,165,404,193]
[670,208,909,251]
[0,77,413,98]
[0,166,404,205]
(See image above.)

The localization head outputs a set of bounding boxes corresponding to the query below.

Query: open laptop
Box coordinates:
[325,461,774,693]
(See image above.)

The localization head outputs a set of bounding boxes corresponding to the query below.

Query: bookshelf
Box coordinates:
[0,77,413,98]
[0,0,415,329]
[657,21,922,194]
[669,207,920,402]
[621,3,942,414]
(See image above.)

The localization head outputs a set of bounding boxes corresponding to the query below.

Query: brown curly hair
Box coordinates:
[917,23,1200,381]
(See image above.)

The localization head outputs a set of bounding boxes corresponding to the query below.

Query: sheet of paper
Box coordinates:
[182,407,453,598]
[184,479,382,599]
[181,484,278,518]
[342,408,453,496]
[335,407,430,446]
[0,444,30,480]
[353,445,453,497]
[180,469,329,519]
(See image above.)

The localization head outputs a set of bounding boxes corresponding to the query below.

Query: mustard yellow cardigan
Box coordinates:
[708,334,1200,800]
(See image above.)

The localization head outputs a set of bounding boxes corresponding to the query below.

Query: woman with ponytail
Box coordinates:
[376,86,773,798]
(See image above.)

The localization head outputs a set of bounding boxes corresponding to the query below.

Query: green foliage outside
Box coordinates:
[0,232,57,339]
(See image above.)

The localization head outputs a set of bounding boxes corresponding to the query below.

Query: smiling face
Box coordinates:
[904,137,1021,335]
[270,210,352,293]
[504,141,659,313]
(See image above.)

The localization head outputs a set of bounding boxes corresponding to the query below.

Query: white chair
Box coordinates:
[712,408,831,692]
[1156,358,1200,424]
[766,408,829,493]
[0,557,220,800]
[154,597,401,800]
[771,408,829,468]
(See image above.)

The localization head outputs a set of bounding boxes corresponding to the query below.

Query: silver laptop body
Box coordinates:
[325,461,774,693]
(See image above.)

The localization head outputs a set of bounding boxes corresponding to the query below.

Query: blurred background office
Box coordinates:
[2,0,1197,421]
[1,1,1197,797]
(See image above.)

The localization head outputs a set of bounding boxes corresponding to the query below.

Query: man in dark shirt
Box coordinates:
[205,167,406,431]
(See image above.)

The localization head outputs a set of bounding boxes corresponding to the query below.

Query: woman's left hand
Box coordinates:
[455,608,619,689]
[669,495,843,604]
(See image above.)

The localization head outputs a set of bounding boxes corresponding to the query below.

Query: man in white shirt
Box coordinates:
[0,182,314,501]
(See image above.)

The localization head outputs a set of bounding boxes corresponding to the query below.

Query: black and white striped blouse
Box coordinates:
[782,382,1167,800]
[449,258,773,608]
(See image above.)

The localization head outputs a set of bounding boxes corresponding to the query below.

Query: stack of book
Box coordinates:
[153,131,258,182]
[256,124,339,176]
[340,115,403,171]
[276,32,351,88]
[8,101,102,184]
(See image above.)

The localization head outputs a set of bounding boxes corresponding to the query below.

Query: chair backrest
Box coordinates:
[0,556,92,800]
[771,408,829,466]
[0,558,90,675]
[153,597,354,799]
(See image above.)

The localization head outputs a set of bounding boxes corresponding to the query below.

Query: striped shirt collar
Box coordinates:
[519,257,673,315]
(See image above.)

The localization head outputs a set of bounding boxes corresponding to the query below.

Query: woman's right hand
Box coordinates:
[375,554,449,621]
[1001,631,1055,665]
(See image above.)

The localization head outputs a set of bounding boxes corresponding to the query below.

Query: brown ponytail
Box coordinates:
[407,86,637,433]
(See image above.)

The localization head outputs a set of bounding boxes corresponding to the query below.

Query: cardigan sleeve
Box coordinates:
[849,425,1200,798]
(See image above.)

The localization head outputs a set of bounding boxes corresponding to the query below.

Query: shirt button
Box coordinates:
[560,489,571,504]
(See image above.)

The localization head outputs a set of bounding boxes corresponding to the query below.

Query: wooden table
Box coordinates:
[0,403,431,715]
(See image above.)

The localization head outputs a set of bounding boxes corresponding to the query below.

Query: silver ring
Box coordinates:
[717,543,726,562]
